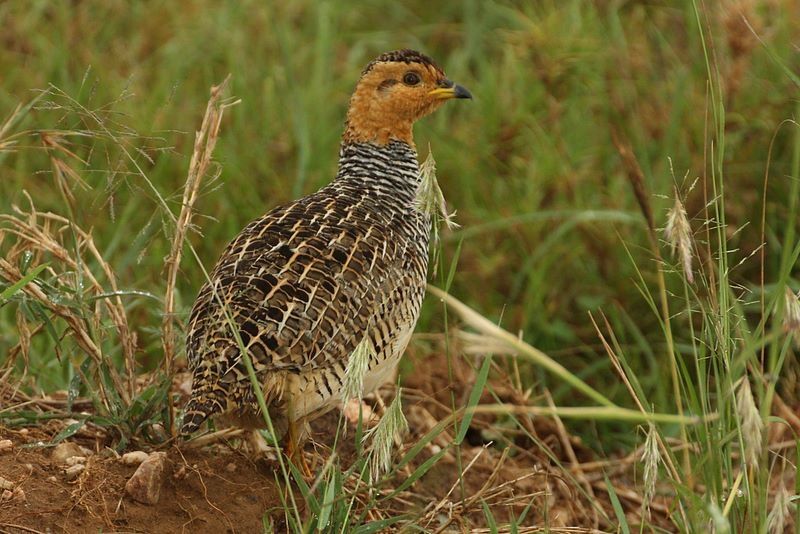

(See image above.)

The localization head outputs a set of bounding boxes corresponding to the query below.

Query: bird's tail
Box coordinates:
[179,388,226,437]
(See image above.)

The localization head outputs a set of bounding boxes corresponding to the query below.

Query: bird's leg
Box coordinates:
[284,417,313,478]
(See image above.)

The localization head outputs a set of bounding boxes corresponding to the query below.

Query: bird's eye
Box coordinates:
[403,72,421,86]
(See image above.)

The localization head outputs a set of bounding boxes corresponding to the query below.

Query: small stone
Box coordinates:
[0,476,14,490]
[47,476,58,483]
[121,451,149,466]
[13,487,25,501]
[51,442,84,466]
[125,452,168,505]
[149,424,168,442]
[1,490,12,502]
[19,428,28,435]
[0,439,12,452]
[173,465,187,480]
[65,456,87,466]
[64,464,85,481]
[225,462,237,473]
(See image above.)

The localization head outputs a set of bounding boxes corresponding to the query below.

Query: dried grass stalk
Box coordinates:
[0,195,136,405]
[162,76,237,384]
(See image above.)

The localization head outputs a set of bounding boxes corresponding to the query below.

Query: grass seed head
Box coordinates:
[341,336,372,403]
[707,501,731,534]
[364,389,408,483]
[641,423,660,514]
[782,287,800,346]
[664,188,694,283]
[735,377,763,471]
[767,478,791,534]
[415,148,459,276]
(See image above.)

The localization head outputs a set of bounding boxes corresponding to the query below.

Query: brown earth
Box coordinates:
[0,351,663,533]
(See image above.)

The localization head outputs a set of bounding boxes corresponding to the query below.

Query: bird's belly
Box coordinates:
[363,321,414,394]
[286,314,417,422]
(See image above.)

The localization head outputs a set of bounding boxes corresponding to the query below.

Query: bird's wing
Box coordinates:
[185,188,403,381]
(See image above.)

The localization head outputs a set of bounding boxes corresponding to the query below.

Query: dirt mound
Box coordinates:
[0,352,661,532]
[0,434,283,533]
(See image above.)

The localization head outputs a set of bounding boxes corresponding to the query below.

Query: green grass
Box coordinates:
[1,0,800,531]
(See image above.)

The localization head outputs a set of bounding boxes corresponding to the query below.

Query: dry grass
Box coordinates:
[161,77,239,432]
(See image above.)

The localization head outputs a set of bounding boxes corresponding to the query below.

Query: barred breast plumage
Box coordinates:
[179,49,471,453]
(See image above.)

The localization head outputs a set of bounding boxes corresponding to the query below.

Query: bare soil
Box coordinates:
[0,352,666,533]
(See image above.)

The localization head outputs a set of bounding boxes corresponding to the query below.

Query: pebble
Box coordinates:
[149,424,168,442]
[51,442,84,466]
[64,464,85,481]
[1,490,12,502]
[65,456,87,466]
[225,462,237,473]
[121,451,150,466]
[0,476,14,491]
[125,452,168,505]
[173,464,187,480]
[0,439,12,452]
[13,487,26,502]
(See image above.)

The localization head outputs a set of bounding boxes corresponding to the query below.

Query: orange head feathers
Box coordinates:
[342,49,471,146]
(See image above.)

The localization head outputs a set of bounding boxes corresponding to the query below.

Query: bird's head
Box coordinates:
[343,49,471,146]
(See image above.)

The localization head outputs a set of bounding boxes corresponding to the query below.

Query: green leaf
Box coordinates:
[0,263,49,301]
[480,499,499,534]
[384,447,447,499]
[456,354,491,445]
[316,474,336,531]
[444,237,462,292]
[604,474,630,534]
[287,460,318,514]
[51,420,85,444]
[395,416,451,471]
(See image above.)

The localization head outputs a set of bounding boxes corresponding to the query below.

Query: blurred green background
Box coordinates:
[1,0,798,438]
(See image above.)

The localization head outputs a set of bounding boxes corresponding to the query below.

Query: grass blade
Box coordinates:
[456,353,491,445]
[0,263,49,301]
[604,474,630,534]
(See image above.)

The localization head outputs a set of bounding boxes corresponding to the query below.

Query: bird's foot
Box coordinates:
[245,429,279,462]
[284,420,313,478]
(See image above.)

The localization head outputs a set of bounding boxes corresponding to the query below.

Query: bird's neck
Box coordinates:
[334,141,421,204]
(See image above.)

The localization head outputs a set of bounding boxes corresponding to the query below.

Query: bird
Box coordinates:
[179,49,471,466]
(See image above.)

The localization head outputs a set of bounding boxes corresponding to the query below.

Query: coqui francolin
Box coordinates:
[180,49,471,470]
